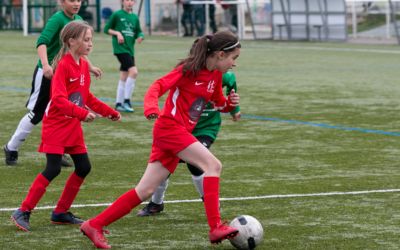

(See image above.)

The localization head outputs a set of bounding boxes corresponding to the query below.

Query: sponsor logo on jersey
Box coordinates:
[69,92,84,107]
[69,77,79,82]
[188,97,206,122]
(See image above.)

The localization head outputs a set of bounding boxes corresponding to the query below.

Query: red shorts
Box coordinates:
[149,119,197,173]
[38,143,87,155]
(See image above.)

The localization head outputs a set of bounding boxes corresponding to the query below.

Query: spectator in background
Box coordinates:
[222,1,238,33]
[179,0,194,37]
[193,3,205,36]
[208,3,217,33]
[12,0,21,29]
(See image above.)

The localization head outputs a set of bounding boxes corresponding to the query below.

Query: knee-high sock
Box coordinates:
[7,113,35,151]
[124,77,136,100]
[54,172,84,213]
[192,173,205,198]
[203,176,221,229]
[90,189,142,228]
[116,80,125,104]
[21,173,50,211]
[151,178,169,204]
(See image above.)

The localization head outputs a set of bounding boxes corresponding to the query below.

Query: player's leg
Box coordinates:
[4,67,49,165]
[80,161,170,249]
[115,54,128,112]
[178,142,238,244]
[11,153,62,231]
[136,176,169,216]
[123,57,138,112]
[187,135,214,198]
[51,153,91,225]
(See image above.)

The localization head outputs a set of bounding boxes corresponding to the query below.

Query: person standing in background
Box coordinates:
[104,0,144,113]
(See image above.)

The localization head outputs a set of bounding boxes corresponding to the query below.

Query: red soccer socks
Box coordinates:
[21,173,49,212]
[54,172,84,214]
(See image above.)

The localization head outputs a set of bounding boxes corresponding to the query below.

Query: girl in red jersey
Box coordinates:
[11,21,121,232]
[81,31,241,249]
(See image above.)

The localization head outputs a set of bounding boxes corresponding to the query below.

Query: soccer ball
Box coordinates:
[228,215,264,250]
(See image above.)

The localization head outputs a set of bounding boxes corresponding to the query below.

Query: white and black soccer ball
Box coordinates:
[228,215,264,250]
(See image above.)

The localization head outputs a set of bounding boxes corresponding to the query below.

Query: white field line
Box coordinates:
[1,188,399,212]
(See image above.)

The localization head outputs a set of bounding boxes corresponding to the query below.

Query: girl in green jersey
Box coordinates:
[104,0,144,112]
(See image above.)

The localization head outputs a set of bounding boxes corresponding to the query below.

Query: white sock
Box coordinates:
[7,113,35,151]
[116,80,125,104]
[151,178,169,204]
[192,173,205,198]
[124,77,136,100]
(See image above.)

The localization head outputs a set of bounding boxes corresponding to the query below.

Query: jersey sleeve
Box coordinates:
[211,72,235,113]
[86,92,119,118]
[143,67,183,117]
[222,72,240,114]
[36,14,62,47]
[103,12,117,34]
[51,61,89,121]
[134,16,144,39]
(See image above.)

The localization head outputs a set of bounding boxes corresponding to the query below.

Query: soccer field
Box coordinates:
[1,31,400,249]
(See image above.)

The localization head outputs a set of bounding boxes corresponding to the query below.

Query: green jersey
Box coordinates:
[36,11,82,68]
[104,9,144,56]
[192,71,240,140]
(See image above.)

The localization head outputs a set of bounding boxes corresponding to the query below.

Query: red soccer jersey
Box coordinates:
[40,53,117,152]
[144,65,234,133]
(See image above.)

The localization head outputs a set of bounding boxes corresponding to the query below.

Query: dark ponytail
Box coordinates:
[177,31,240,76]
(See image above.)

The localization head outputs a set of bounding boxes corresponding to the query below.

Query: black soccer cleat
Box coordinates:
[51,211,84,225]
[11,209,31,232]
[136,201,164,216]
[4,145,18,166]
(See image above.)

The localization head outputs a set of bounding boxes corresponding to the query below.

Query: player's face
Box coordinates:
[63,0,82,18]
[216,48,240,73]
[76,29,93,56]
[123,0,135,12]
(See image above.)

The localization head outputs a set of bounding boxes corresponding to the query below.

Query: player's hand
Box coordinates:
[42,64,53,79]
[117,33,124,44]
[108,112,121,121]
[146,113,158,120]
[90,66,103,79]
[228,89,240,106]
[232,111,241,121]
[137,37,144,44]
[84,112,96,122]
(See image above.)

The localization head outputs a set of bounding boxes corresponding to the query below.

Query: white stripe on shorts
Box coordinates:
[26,68,44,110]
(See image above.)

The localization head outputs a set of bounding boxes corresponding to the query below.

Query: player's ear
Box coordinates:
[217,51,225,60]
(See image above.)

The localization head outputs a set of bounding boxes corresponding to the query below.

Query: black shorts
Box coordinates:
[115,53,135,71]
[196,135,214,149]
[178,135,214,164]
[25,66,51,124]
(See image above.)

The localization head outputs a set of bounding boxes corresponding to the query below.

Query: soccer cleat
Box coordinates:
[51,211,84,225]
[115,103,125,112]
[61,154,72,167]
[80,220,111,249]
[122,101,134,113]
[136,201,164,216]
[11,209,31,232]
[4,145,18,166]
[208,222,239,244]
